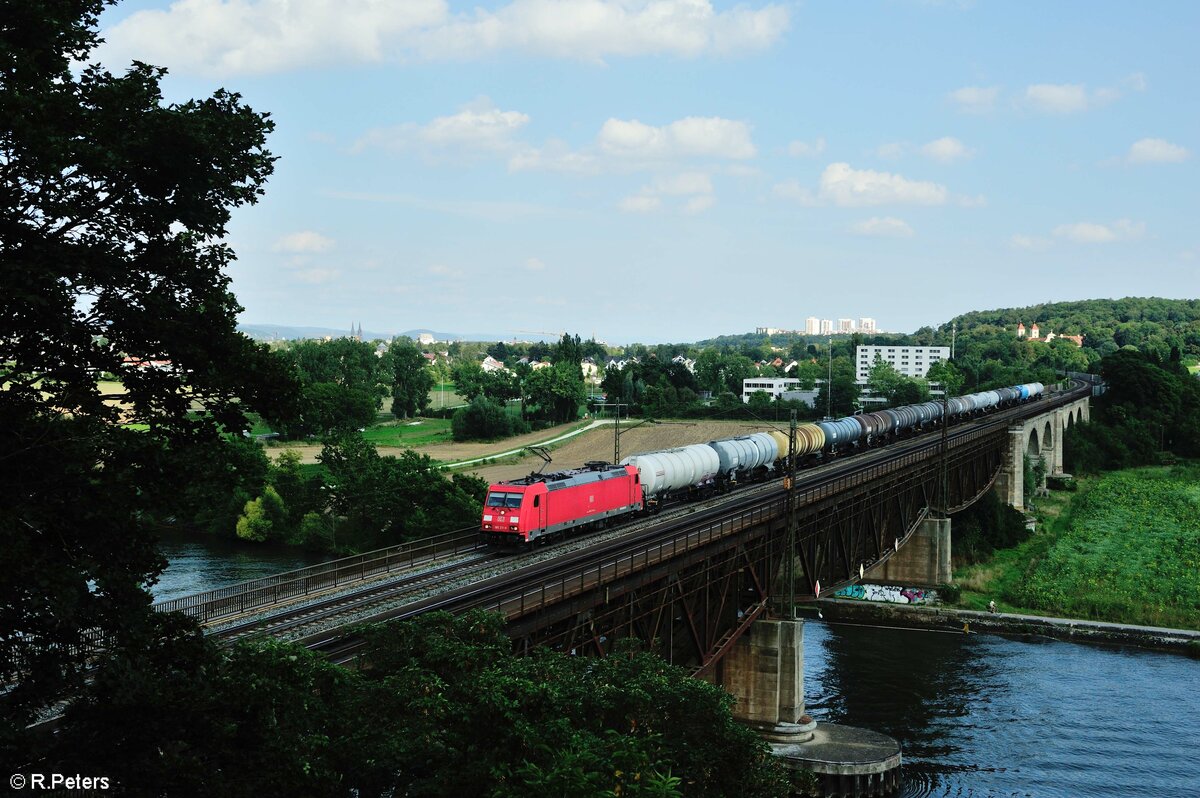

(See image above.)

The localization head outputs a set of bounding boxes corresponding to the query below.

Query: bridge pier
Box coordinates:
[721,618,902,796]
[865,516,951,587]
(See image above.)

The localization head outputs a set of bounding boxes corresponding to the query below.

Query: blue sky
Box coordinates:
[95,0,1198,342]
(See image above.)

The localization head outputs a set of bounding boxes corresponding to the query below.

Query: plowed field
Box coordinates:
[460,419,777,484]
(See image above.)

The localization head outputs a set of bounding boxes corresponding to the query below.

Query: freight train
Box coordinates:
[480,383,1044,546]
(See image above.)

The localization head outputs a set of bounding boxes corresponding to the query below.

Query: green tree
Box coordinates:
[526,361,586,423]
[452,396,515,441]
[384,339,434,419]
[1,0,296,741]
[235,486,287,543]
[303,380,378,434]
[866,356,905,403]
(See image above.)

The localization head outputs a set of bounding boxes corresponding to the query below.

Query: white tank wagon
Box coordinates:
[620,444,721,497]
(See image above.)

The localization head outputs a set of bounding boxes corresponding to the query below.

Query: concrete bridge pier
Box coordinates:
[721,618,902,796]
[866,516,951,587]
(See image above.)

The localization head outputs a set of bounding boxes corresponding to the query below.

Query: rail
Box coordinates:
[153,527,482,623]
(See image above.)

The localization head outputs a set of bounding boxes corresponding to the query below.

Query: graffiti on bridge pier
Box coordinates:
[834,583,936,604]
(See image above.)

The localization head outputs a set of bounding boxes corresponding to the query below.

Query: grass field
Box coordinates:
[362,418,454,448]
[956,465,1200,629]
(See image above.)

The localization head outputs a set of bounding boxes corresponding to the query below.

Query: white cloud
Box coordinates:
[771,180,818,205]
[509,141,599,173]
[428,263,466,279]
[356,99,529,154]
[684,194,716,214]
[850,217,914,238]
[651,172,714,196]
[525,258,547,271]
[1024,83,1090,114]
[621,171,715,213]
[1023,75,1144,114]
[100,0,788,76]
[273,231,335,253]
[1053,219,1145,244]
[619,195,662,213]
[1128,138,1190,164]
[920,136,973,163]
[788,137,826,157]
[818,162,948,206]
[598,117,756,160]
[948,85,999,113]
[1010,234,1051,251]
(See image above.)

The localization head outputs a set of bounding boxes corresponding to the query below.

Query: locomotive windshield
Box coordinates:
[486,491,524,508]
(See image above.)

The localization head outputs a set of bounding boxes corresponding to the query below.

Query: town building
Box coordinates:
[837,318,855,333]
[856,345,949,382]
[741,377,821,407]
[819,319,833,335]
[859,317,876,334]
[805,317,821,335]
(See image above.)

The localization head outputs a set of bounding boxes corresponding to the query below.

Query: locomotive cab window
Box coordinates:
[505,494,523,508]
[487,492,514,507]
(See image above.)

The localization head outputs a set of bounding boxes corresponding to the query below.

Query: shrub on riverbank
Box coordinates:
[1009,466,1200,629]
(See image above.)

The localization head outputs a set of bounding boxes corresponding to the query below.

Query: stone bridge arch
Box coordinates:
[994,393,1090,511]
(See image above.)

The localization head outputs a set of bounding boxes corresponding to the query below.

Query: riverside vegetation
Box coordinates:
[949,347,1200,630]
[956,467,1200,630]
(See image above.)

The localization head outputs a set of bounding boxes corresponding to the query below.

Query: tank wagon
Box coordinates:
[481,382,1045,544]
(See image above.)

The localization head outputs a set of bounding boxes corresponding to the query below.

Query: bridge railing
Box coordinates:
[478,499,783,625]
[154,527,482,624]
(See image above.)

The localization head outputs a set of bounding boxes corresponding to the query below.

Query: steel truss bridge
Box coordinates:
[171,382,1089,676]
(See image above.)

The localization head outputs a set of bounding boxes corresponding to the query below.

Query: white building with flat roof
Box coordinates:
[837,318,854,333]
[819,319,833,335]
[805,317,821,335]
[742,377,820,407]
[856,345,949,382]
[859,318,876,334]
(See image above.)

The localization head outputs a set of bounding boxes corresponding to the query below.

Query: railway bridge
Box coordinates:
[163,382,1089,792]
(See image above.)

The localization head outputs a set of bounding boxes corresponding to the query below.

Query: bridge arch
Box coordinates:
[1026,426,1040,455]
[1042,420,1053,450]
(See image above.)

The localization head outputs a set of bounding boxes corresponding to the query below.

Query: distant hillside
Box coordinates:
[237,324,509,343]
[942,297,1200,355]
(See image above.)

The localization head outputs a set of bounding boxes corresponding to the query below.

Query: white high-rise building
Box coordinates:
[805,317,821,335]
[837,318,855,333]
[820,319,833,335]
[859,318,876,334]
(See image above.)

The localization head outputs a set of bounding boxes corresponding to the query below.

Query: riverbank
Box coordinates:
[953,464,1200,630]
[810,598,1200,656]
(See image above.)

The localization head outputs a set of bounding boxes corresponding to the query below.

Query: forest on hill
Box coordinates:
[943,297,1200,359]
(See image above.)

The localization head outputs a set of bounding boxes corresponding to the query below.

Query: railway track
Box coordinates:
[223,383,1091,658]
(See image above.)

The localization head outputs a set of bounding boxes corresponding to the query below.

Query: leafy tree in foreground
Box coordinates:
[50,611,790,797]
[1,0,295,750]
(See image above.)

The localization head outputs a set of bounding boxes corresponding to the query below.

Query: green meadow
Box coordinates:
[957,465,1200,630]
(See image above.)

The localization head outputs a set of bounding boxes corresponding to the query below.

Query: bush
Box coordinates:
[451,397,521,441]
[939,583,962,603]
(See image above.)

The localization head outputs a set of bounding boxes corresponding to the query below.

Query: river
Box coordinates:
[803,619,1199,797]
[150,534,327,603]
[156,542,1198,796]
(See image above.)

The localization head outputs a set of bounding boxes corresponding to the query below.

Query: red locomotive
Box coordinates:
[480,462,643,546]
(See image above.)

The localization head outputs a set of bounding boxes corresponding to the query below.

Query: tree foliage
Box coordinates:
[318,435,487,550]
[1,0,296,736]
[45,611,790,797]
[383,339,434,419]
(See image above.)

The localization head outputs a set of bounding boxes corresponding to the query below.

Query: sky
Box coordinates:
[93,0,1199,343]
